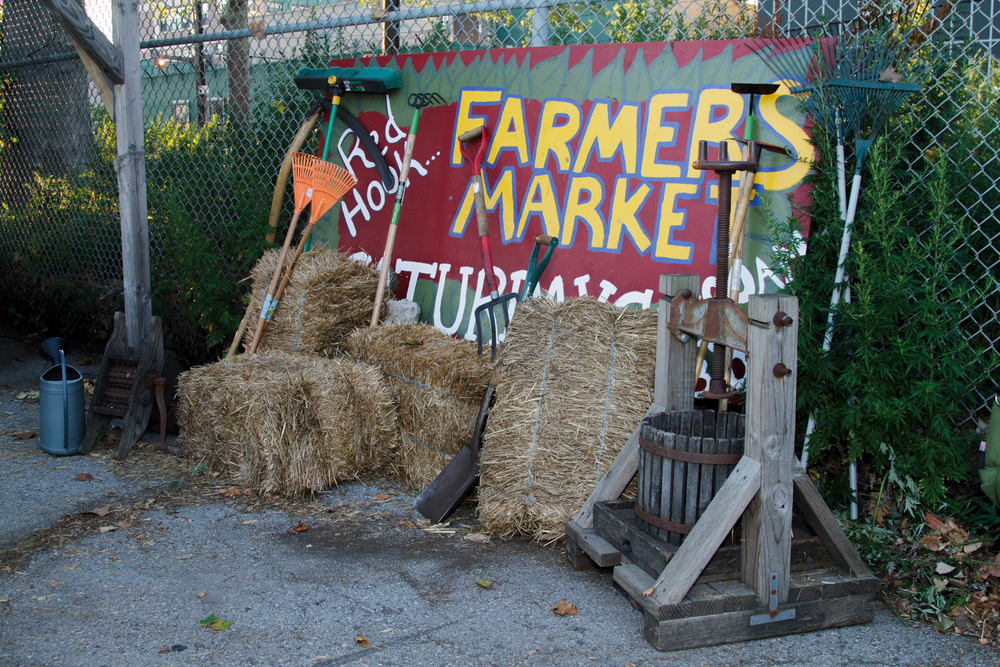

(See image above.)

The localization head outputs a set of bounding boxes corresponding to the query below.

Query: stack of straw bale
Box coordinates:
[244,249,380,356]
[346,323,491,489]
[177,351,397,495]
[478,297,656,543]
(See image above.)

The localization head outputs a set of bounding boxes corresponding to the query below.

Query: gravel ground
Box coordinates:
[2,323,998,666]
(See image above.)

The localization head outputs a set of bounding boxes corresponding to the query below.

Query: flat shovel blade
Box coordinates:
[413,444,479,524]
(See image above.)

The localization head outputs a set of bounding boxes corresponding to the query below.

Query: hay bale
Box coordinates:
[346,323,491,489]
[478,297,656,544]
[245,249,380,356]
[176,351,398,495]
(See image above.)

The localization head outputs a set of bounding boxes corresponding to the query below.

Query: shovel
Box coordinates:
[414,234,558,524]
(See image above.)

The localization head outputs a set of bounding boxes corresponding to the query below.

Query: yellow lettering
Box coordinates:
[607,177,652,253]
[533,99,582,172]
[485,169,518,242]
[640,92,690,180]
[487,96,531,166]
[450,169,518,241]
[684,88,744,179]
[573,101,640,175]
[451,88,503,166]
[562,175,606,249]
[654,182,698,262]
[517,173,561,239]
[756,82,814,192]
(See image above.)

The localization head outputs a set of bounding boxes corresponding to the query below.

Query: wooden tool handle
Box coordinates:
[458,125,484,142]
[473,174,490,238]
[248,220,315,353]
[370,224,399,327]
[228,207,304,358]
[370,125,419,327]
[265,112,319,244]
[534,234,556,246]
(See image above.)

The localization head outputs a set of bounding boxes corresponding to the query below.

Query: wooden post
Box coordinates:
[741,294,798,605]
[655,274,699,410]
[113,0,152,351]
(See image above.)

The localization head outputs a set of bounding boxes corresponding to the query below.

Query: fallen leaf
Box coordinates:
[375,493,389,501]
[933,576,948,592]
[936,562,957,575]
[198,592,206,598]
[220,487,241,498]
[476,579,496,590]
[75,473,93,482]
[159,645,170,654]
[287,521,309,535]
[87,505,112,517]
[919,534,943,552]
[16,431,35,440]
[198,613,233,631]
[106,491,115,497]
[355,634,371,648]
[241,520,257,525]
[981,555,1000,578]
[932,612,955,633]
[98,526,116,533]
[16,390,39,400]
[963,542,983,554]
[404,337,422,345]
[176,554,193,560]
[115,520,131,528]
[925,512,945,530]
[625,664,637,667]
[552,598,578,616]
[528,649,539,655]
[66,563,79,570]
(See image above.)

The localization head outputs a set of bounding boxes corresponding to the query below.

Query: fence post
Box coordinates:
[113,0,152,349]
[531,0,550,47]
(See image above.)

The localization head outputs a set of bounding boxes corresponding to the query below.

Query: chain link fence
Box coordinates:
[0,0,997,408]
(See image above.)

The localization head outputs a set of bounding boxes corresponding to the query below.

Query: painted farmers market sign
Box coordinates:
[312,41,811,343]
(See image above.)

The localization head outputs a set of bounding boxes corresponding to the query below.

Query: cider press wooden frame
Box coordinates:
[565,274,877,651]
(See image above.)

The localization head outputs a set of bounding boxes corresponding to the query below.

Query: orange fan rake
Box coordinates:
[248,157,357,352]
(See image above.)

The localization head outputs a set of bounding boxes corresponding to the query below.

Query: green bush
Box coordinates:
[769,130,995,509]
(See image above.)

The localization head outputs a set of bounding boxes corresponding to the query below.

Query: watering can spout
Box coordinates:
[39,337,66,364]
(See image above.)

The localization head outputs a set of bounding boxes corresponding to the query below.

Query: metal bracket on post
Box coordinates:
[668,290,750,353]
[749,572,796,625]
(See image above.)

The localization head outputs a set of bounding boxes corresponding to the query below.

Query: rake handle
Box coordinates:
[370,107,420,327]
[228,205,306,359]
[248,218,317,353]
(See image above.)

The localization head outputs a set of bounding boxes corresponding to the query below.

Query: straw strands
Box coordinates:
[177,351,398,495]
[346,323,491,489]
[244,249,380,356]
[478,297,656,544]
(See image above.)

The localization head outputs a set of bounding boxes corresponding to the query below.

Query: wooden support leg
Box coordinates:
[645,455,761,606]
[741,294,798,604]
[565,532,596,570]
[116,317,164,460]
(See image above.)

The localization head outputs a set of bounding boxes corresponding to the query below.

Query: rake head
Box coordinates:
[291,152,316,213]
[307,158,358,223]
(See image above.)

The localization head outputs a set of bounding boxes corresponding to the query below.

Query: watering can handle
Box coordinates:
[60,350,69,452]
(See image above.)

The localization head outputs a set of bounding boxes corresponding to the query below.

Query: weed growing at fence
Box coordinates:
[768,131,996,510]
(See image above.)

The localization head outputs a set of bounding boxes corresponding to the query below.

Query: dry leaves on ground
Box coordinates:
[552,599,578,616]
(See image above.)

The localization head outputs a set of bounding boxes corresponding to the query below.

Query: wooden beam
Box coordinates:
[793,466,873,579]
[113,0,152,350]
[655,273,699,410]
[39,0,124,84]
[741,294,798,604]
[572,403,664,528]
[66,34,115,119]
[645,455,761,606]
